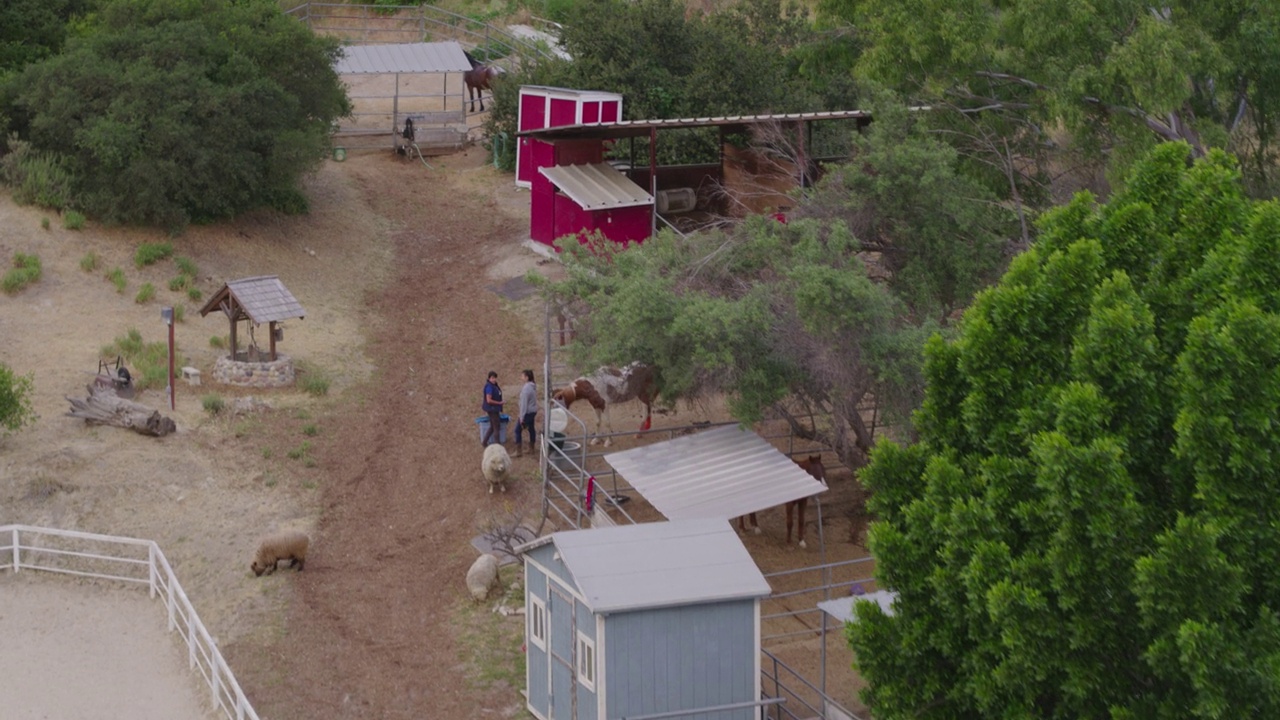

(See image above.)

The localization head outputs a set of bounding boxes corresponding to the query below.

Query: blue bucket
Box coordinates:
[476,414,510,444]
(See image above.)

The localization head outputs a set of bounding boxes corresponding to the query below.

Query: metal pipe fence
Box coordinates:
[1,525,260,720]
[761,649,864,720]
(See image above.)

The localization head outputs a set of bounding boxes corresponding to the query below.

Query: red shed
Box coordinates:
[517,86,623,188]
[533,163,654,247]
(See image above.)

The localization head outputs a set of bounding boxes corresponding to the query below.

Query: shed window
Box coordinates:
[529,595,547,650]
[577,632,596,690]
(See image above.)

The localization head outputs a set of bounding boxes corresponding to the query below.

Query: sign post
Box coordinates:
[161,306,175,411]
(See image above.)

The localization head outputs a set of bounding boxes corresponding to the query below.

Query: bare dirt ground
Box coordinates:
[0,143,874,719]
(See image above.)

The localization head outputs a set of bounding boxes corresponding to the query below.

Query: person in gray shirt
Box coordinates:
[515,369,538,457]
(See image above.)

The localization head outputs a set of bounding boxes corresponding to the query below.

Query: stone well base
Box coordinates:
[212,354,295,388]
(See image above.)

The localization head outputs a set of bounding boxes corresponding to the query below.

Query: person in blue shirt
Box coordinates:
[481,371,504,447]
[515,369,538,457]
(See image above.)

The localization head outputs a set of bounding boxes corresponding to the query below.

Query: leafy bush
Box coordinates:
[62,210,85,230]
[41,217,50,230]
[134,242,173,268]
[168,276,188,291]
[209,335,225,349]
[106,267,126,293]
[173,305,185,323]
[100,328,178,392]
[80,252,100,272]
[201,394,225,415]
[6,0,351,230]
[0,136,73,210]
[187,287,202,302]
[135,282,156,303]
[175,256,198,278]
[2,253,42,294]
[0,362,37,436]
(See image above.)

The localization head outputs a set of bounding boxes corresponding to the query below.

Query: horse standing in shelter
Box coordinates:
[552,362,658,446]
[738,455,826,549]
[463,51,502,113]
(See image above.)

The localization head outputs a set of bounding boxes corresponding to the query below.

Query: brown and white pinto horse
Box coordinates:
[552,362,657,446]
[738,455,825,549]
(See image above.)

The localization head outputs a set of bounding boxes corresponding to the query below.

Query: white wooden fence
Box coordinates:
[0,524,260,720]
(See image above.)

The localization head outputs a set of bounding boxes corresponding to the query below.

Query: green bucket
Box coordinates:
[332,147,347,162]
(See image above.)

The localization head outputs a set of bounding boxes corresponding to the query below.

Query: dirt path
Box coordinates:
[223,148,546,719]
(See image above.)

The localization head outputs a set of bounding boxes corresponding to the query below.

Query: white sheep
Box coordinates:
[482,444,512,494]
[251,530,309,576]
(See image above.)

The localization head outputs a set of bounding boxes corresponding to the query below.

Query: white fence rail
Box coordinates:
[0,524,260,720]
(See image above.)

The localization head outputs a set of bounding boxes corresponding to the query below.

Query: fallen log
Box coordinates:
[66,384,177,437]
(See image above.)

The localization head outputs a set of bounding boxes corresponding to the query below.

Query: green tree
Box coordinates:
[849,143,1280,718]
[0,0,91,75]
[821,0,1280,195]
[485,0,825,167]
[3,0,350,230]
[796,100,1015,321]
[0,362,36,438]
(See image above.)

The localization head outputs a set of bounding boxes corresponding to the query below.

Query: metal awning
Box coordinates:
[538,163,653,210]
[334,41,472,74]
[603,424,828,521]
[818,591,898,623]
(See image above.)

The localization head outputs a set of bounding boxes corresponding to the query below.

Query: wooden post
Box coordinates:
[269,321,278,361]
[229,317,238,361]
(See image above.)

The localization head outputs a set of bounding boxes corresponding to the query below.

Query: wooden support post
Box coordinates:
[269,321,278,361]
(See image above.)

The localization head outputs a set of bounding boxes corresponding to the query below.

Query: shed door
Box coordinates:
[548,582,577,720]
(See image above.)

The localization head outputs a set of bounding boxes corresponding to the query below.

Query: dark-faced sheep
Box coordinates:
[251,530,309,576]
[482,443,511,494]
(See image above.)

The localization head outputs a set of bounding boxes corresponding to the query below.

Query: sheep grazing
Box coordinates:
[251,530,310,576]
[482,443,512,494]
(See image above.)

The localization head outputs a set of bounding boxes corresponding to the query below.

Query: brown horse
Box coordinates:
[738,455,825,548]
[463,51,501,113]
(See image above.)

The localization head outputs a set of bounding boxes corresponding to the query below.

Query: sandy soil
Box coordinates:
[0,573,215,720]
[0,143,873,719]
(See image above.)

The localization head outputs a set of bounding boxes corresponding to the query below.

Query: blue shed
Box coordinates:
[519,519,772,720]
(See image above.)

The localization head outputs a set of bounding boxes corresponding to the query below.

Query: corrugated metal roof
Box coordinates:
[604,425,828,520]
[199,275,305,324]
[518,108,890,139]
[547,518,771,613]
[335,42,472,74]
[538,163,653,210]
[818,591,898,623]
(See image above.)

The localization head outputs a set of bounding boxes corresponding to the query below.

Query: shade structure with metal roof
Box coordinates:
[334,41,473,75]
[538,163,654,211]
[818,590,898,624]
[603,424,829,522]
[199,275,304,362]
[519,517,770,613]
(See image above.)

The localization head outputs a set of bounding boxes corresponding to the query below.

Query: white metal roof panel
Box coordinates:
[550,518,771,613]
[334,42,472,74]
[538,163,653,210]
[818,591,899,623]
[604,424,828,520]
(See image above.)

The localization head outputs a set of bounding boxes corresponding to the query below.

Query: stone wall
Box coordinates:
[212,354,296,388]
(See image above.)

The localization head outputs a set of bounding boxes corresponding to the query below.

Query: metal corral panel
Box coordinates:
[334,41,472,74]
[538,163,653,211]
[548,518,769,613]
[604,603,757,720]
[604,425,828,522]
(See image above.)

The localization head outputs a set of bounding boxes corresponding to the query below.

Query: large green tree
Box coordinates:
[485,0,834,167]
[2,0,349,230]
[543,109,1013,466]
[849,143,1280,718]
[821,0,1280,195]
